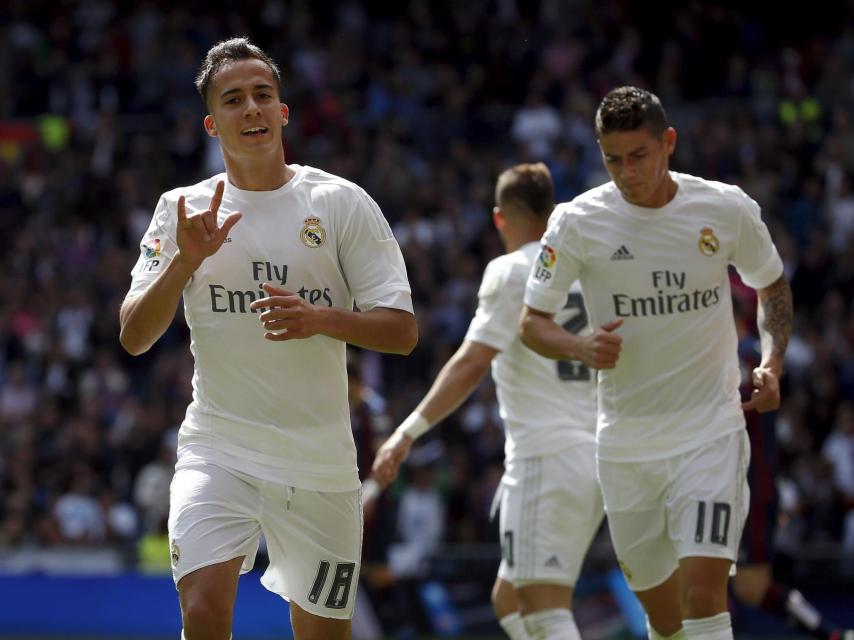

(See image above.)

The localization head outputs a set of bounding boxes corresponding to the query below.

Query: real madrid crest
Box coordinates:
[698,226,720,256]
[300,216,326,248]
[170,541,180,566]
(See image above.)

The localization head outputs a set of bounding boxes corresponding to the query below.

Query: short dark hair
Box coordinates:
[495,163,555,219]
[195,37,282,107]
[595,86,669,137]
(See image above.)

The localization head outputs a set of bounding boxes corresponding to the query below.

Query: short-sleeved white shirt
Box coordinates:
[524,172,783,462]
[129,165,413,491]
[465,242,596,463]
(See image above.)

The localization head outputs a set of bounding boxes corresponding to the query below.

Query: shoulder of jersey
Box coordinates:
[551,182,618,221]
[483,251,514,279]
[490,247,536,284]
[300,165,364,192]
[674,172,748,202]
[300,166,377,210]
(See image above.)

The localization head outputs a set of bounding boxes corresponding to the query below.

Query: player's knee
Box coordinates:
[646,617,686,640]
[181,595,232,638]
[682,582,727,618]
[290,617,350,640]
[490,580,502,612]
[490,579,516,619]
[646,612,683,638]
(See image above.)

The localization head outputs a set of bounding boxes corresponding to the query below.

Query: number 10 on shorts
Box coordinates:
[694,501,731,545]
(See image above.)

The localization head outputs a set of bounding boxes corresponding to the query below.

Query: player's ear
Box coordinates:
[663,127,677,156]
[492,206,506,232]
[281,104,289,127]
[204,114,218,138]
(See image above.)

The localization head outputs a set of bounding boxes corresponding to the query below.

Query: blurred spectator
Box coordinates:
[0,362,37,422]
[389,443,445,581]
[824,402,854,500]
[823,402,854,576]
[511,90,562,160]
[348,350,391,482]
[0,0,851,607]
[133,430,176,533]
[137,515,171,575]
[53,465,104,545]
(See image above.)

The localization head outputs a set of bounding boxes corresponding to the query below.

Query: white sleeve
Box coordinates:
[127,196,180,297]
[338,189,413,313]
[524,208,584,313]
[464,259,524,352]
[730,189,784,289]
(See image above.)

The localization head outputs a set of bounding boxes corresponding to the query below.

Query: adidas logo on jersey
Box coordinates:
[611,245,634,260]
[544,555,562,568]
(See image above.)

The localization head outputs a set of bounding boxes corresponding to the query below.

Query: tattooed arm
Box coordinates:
[742,273,793,412]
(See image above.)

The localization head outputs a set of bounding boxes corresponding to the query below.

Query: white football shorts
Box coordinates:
[496,441,604,586]
[598,429,750,591]
[168,459,362,619]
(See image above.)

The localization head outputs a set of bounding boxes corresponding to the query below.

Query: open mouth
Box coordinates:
[241,127,269,136]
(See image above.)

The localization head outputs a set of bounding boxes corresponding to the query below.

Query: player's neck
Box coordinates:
[624,173,678,208]
[224,153,294,191]
[504,225,547,253]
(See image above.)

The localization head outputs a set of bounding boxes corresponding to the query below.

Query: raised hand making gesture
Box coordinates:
[176,180,242,268]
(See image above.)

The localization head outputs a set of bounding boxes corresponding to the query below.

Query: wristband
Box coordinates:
[396,411,431,440]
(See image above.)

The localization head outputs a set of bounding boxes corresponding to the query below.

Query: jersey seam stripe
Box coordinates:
[532,458,540,578]
[519,460,529,578]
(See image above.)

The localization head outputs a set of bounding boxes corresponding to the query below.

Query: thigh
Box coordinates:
[260,486,362,620]
[679,555,732,616]
[168,464,263,585]
[178,555,245,628]
[499,446,604,587]
[597,457,678,592]
[634,568,683,637]
[290,600,352,640]
[667,430,750,564]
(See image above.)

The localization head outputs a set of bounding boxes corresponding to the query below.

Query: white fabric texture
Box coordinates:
[497,444,603,585]
[522,608,581,640]
[600,430,749,590]
[524,172,783,462]
[169,457,362,619]
[682,612,733,640]
[129,165,412,491]
[466,242,596,462]
[499,612,530,640]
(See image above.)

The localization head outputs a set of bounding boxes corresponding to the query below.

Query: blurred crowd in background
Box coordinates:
[0,0,853,614]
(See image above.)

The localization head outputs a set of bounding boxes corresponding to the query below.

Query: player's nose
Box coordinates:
[243,97,262,115]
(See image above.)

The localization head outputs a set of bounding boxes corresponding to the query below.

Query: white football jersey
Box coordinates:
[129,166,413,491]
[524,172,783,462]
[465,242,596,463]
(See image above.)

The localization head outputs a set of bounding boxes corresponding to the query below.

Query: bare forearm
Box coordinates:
[320,307,417,355]
[415,345,493,425]
[756,274,793,377]
[520,309,580,361]
[119,253,198,355]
